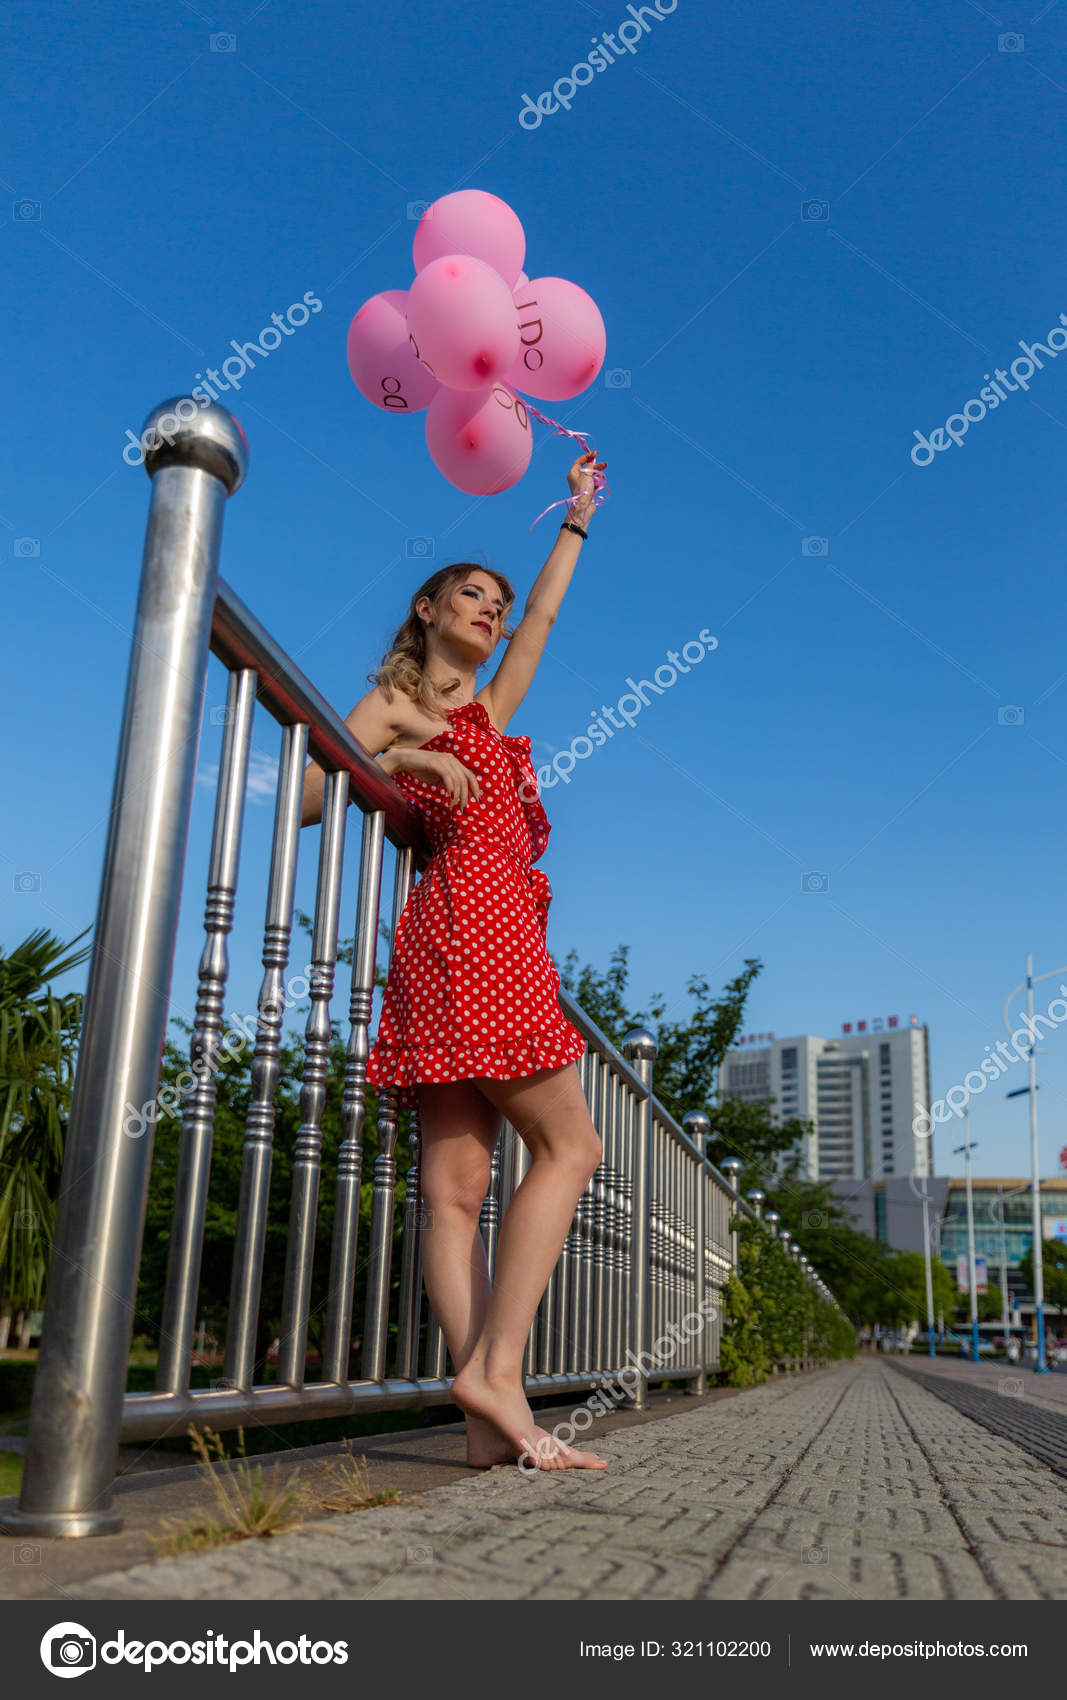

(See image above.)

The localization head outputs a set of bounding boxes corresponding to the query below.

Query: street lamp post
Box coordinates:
[954,1128,981,1363]
[997,1185,1009,1331]
[1001,952,1066,1375]
[921,1176,937,1358]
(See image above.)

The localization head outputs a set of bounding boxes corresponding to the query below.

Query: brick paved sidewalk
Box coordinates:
[75,1361,1067,1601]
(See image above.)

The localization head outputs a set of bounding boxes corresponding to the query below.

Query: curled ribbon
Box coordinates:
[525,401,609,530]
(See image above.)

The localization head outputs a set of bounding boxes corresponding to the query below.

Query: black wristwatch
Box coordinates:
[561,519,588,540]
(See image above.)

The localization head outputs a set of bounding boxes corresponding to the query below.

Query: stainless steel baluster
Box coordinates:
[589,1054,607,1371]
[623,1029,654,1410]
[362,847,416,1380]
[395,1096,424,1382]
[323,809,386,1385]
[157,666,255,1394]
[619,1083,634,1378]
[277,767,348,1386]
[224,720,307,1391]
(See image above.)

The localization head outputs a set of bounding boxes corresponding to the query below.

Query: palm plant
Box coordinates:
[0,927,92,1332]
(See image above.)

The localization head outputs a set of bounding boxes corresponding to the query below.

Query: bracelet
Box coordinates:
[560,519,588,540]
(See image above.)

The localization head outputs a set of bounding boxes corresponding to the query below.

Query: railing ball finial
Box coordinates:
[720,1155,742,1192]
[622,1027,657,1063]
[682,1109,711,1151]
[747,1187,766,1219]
[140,396,249,495]
[764,1209,780,1236]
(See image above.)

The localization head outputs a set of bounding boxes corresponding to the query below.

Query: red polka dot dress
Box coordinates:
[365,698,585,1109]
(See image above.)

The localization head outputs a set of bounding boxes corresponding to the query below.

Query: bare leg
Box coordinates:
[415,1081,514,1467]
[450,1064,609,1471]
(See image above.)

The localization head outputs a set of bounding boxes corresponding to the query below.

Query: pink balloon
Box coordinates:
[346,289,440,413]
[413,190,526,289]
[506,276,607,401]
[406,254,520,392]
[425,383,533,495]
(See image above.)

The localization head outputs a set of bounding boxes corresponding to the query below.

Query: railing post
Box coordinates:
[682,1110,710,1394]
[623,1028,655,1411]
[721,1156,742,1268]
[10,399,247,1536]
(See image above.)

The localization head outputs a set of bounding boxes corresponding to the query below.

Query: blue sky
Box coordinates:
[5,0,1067,1181]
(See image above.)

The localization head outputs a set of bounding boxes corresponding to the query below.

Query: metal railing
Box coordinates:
[11,399,839,1537]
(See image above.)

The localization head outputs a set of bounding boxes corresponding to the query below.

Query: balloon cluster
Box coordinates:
[346,190,606,496]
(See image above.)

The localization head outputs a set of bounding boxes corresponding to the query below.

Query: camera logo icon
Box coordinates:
[604,368,631,389]
[997,705,1024,726]
[14,871,41,893]
[210,32,237,51]
[13,199,41,220]
[407,201,432,221]
[14,538,40,557]
[802,537,828,556]
[802,200,830,221]
[802,871,829,894]
[998,33,1024,52]
[40,1623,97,1678]
[406,536,435,558]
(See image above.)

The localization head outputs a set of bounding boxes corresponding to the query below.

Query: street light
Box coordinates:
[920,1175,938,1357]
[954,1129,980,1363]
[1001,953,1065,1375]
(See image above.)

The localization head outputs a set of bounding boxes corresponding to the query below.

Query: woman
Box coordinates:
[301,450,609,1472]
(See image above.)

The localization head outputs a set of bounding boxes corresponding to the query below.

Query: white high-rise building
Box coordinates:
[718,1018,932,1181]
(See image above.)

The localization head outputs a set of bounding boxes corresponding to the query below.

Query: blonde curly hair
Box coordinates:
[368,561,517,714]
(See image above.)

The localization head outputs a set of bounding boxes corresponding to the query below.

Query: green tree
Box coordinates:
[1019,1238,1067,1325]
[557,948,801,1174]
[0,927,92,1323]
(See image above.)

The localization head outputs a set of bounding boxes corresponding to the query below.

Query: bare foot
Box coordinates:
[451,1359,540,1462]
[522,1424,610,1472]
[465,1413,518,1469]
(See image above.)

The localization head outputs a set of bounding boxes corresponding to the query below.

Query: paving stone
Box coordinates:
[729,1499,967,1557]
[968,1543,1067,1599]
[776,1475,948,1511]
[703,1544,995,1601]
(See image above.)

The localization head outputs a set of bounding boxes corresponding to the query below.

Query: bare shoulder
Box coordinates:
[342,685,416,756]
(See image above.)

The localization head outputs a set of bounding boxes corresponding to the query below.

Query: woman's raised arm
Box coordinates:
[486,451,605,731]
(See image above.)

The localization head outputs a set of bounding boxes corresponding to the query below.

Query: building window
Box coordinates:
[880,1042,890,1066]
